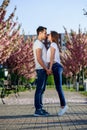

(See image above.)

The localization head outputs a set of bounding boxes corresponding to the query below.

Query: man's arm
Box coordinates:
[36,48,48,71]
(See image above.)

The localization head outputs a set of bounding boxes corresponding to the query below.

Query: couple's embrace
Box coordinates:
[33,26,68,116]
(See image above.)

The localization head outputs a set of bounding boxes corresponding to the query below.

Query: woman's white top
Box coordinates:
[47,42,60,64]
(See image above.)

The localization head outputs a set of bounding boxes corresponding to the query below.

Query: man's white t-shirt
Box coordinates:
[33,39,47,69]
[47,42,60,64]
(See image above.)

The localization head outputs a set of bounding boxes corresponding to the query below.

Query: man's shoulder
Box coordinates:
[34,40,44,48]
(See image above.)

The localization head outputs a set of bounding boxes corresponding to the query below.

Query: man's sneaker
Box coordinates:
[42,109,49,115]
[58,105,68,116]
[34,109,49,117]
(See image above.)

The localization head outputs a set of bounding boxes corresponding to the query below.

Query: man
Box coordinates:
[33,26,50,116]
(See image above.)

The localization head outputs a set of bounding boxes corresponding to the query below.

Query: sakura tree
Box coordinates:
[61,27,87,87]
[0,0,36,80]
[7,36,36,79]
[0,0,21,64]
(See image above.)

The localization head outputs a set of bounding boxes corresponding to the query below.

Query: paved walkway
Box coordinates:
[0,89,87,130]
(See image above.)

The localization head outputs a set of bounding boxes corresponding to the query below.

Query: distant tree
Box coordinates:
[0,0,36,80]
[61,27,87,87]
[83,8,87,16]
[0,0,21,64]
[7,36,36,79]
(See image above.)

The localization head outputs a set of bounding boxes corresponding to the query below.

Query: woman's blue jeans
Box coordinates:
[52,63,66,107]
[34,69,47,110]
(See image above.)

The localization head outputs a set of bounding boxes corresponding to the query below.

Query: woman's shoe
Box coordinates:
[58,105,68,116]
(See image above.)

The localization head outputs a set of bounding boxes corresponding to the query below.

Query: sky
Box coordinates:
[0,0,87,35]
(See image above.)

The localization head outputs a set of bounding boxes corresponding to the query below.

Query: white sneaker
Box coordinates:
[58,105,68,116]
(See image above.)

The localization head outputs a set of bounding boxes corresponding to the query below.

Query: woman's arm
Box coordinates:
[49,46,55,70]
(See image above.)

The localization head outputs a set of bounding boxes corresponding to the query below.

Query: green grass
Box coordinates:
[47,85,87,96]
[0,84,87,97]
[47,85,76,91]
[47,85,55,89]
[63,85,87,96]
[62,85,76,92]
[80,91,87,96]
[0,85,32,98]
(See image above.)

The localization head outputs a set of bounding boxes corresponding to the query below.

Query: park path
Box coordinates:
[0,89,87,130]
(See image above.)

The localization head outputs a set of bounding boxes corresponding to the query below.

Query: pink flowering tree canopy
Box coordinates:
[61,27,87,84]
[0,0,36,80]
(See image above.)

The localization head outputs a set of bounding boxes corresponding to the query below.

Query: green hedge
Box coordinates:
[47,74,54,85]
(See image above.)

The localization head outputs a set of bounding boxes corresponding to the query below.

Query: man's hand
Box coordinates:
[46,68,52,75]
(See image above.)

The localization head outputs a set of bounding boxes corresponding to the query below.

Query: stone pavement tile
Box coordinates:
[0,103,87,130]
[0,89,87,130]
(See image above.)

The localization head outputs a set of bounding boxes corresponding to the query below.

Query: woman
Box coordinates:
[47,31,68,116]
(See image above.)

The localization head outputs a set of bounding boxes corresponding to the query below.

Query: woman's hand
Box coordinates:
[46,68,52,75]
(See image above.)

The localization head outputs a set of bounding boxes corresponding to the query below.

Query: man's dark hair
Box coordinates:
[36,26,47,35]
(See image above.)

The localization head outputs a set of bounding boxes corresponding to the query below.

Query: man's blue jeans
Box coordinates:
[34,69,47,110]
[52,62,66,107]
